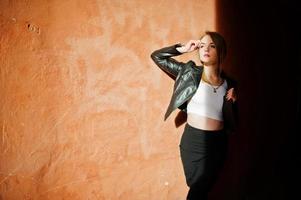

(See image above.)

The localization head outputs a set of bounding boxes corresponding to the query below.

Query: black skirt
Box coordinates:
[179,122,229,200]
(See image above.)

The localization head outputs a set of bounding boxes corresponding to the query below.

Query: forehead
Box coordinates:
[200,35,213,43]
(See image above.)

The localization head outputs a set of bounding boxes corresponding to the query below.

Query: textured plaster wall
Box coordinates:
[0,0,215,199]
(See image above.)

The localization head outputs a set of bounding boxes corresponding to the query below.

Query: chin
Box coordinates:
[201,60,211,64]
[200,57,211,62]
[200,59,208,64]
[202,61,217,66]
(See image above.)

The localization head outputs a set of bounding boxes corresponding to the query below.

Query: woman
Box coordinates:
[150,31,238,200]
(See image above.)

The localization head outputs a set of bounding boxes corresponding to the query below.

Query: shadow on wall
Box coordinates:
[214,0,301,200]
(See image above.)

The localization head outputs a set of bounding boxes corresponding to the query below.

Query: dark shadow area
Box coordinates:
[175,111,187,127]
[212,0,301,200]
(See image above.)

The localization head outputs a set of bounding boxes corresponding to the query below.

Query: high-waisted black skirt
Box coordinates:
[179,122,228,200]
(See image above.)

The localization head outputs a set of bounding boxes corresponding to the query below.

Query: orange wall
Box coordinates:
[0,0,216,199]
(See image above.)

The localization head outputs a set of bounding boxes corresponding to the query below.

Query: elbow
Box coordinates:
[150,51,158,62]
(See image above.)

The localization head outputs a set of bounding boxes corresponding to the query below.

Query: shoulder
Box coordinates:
[178,60,196,71]
[222,71,238,88]
[185,60,203,71]
[176,60,203,75]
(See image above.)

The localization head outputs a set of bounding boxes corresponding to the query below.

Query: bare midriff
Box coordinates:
[187,113,224,131]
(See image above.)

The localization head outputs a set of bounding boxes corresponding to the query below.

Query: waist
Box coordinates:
[184,122,226,135]
[187,113,224,131]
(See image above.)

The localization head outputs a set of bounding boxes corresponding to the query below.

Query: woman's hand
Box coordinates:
[176,40,201,53]
[226,88,237,103]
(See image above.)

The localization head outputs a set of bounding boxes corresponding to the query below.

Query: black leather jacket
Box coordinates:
[151,43,238,134]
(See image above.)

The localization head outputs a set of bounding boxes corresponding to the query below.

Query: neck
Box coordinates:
[203,64,221,80]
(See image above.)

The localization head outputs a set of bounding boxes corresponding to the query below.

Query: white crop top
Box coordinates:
[187,79,228,121]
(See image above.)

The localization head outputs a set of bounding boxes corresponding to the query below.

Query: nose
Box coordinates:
[204,45,210,52]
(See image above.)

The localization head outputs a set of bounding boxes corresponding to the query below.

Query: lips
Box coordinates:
[204,54,210,57]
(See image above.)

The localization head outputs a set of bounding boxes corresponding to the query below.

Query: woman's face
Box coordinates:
[198,35,218,65]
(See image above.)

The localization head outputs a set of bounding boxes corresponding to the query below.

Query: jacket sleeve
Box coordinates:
[150,43,185,79]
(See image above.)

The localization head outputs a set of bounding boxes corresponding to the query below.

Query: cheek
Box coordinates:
[198,51,202,58]
[211,52,218,60]
[211,50,217,56]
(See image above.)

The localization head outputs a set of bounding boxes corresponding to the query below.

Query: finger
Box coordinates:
[195,41,201,48]
[187,46,194,52]
[190,40,199,47]
[192,44,199,51]
[188,44,198,51]
[194,40,201,46]
[188,40,196,46]
[191,41,198,50]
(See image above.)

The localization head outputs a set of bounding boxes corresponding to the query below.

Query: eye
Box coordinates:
[200,45,204,48]
[210,45,216,48]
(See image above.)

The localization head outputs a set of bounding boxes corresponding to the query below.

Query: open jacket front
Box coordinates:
[151,43,239,135]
